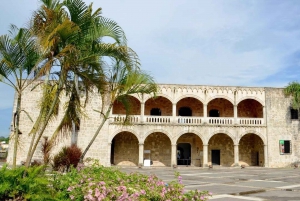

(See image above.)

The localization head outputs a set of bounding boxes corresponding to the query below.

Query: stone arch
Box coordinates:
[174,130,206,145]
[110,131,139,166]
[208,130,235,144]
[207,132,235,166]
[144,94,173,104]
[143,130,172,166]
[238,130,266,145]
[112,95,141,115]
[237,97,264,107]
[143,129,172,143]
[109,129,141,143]
[238,132,265,166]
[206,96,234,105]
[175,94,204,105]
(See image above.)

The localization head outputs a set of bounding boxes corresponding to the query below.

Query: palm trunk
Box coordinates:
[79,104,112,163]
[12,93,21,168]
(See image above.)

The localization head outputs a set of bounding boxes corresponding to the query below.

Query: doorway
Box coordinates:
[179,107,192,116]
[211,150,220,165]
[177,143,191,165]
[209,109,220,117]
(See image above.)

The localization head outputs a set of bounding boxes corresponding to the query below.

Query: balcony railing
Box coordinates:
[110,115,264,126]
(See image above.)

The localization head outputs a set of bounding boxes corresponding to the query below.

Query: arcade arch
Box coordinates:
[176,97,203,117]
[145,96,172,116]
[208,133,234,166]
[144,132,171,166]
[110,131,139,166]
[176,133,203,166]
[238,99,263,118]
[112,96,141,115]
[239,133,264,166]
[207,98,233,117]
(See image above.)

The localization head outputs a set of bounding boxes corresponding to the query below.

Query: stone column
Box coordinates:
[172,103,177,123]
[263,106,266,125]
[171,144,177,166]
[264,144,268,167]
[234,105,238,124]
[234,144,239,166]
[203,104,207,124]
[141,102,145,123]
[203,144,208,167]
[139,143,144,166]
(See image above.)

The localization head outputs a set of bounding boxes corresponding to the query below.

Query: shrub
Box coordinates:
[0,165,57,201]
[52,163,212,201]
[52,145,82,172]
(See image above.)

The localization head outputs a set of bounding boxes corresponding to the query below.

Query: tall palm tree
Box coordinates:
[25,0,140,165]
[80,61,157,162]
[284,81,300,109]
[0,25,40,168]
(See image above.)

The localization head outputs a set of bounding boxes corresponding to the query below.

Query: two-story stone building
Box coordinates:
[7,84,300,168]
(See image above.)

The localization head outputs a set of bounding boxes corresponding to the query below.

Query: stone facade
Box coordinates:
[6,84,300,168]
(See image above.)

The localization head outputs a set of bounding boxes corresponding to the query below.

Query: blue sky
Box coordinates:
[1,0,300,137]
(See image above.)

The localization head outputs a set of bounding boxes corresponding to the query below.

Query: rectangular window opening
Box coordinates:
[280,140,291,154]
[291,108,298,120]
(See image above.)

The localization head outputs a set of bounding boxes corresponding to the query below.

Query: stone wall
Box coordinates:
[145,97,172,116]
[265,88,300,167]
[176,98,203,116]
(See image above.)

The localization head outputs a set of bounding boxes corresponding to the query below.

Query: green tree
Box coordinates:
[80,61,157,162]
[284,81,300,109]
[25,0,140,166]
[0,26,41,168]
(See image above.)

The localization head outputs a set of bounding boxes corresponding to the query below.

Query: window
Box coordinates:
[209,109,220,117]
[291,108,298,120]
[280,140,291,154]
[150,108,161,116]
[178,107,192,116]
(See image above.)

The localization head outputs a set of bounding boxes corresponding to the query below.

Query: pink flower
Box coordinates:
[67,186,73,192]
[70,195,75,200]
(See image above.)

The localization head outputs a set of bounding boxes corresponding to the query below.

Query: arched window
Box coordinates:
[150,108,161,116]
[209,109,220,117]
[178,107,192,116]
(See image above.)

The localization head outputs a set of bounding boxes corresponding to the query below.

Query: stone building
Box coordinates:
[6,84,300,168]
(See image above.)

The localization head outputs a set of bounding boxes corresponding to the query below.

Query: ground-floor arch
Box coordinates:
[110,131,139,166]
[239,133,264,166]
[144,132,171,166]
[208,133,234,166]
[176,133,203,166]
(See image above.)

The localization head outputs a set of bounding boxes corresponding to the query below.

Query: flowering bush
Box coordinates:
[53,162,212,201]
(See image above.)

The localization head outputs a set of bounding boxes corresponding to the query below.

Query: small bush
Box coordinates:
[0,165,57,201]
[52,163,212,200]
[52,145,82,172]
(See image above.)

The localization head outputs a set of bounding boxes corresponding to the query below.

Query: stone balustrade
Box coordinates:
[111,115,264,126]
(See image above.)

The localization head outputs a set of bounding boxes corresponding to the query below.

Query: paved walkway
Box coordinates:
[120,166,300,201]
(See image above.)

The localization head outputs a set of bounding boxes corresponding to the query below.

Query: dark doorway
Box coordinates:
[150,108,161,116]
[211,150,220,165]
[179,107,192,116]
[177,143,191,165]
[110,139,115,165]
[251,151,259,166]
[209,109,220,117]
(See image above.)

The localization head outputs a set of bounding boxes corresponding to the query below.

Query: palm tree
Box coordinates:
[25,0,140,165]
[80,61,157,162]
[0,25,41,168]
[284,81,300,109]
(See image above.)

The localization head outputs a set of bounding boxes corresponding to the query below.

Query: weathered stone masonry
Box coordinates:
[7,84,300,168]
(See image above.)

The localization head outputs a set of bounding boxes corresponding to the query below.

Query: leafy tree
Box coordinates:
[25,0,140,166]
[284,81,300,109]
[0,25,41,168]
[80,61,157,161]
